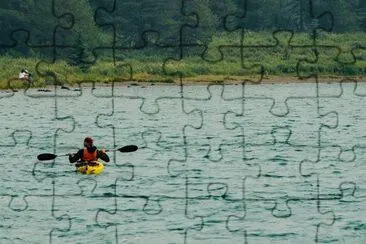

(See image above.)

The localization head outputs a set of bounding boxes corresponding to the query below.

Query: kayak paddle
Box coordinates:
[106,145,138,153]
[37,153,68,161]
[37,145,138,161]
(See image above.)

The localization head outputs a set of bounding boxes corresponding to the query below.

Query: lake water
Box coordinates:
[1,81,366,243]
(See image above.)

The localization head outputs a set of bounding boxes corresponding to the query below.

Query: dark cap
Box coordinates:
[84,137,93,144]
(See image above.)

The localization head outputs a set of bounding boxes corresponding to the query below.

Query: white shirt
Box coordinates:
[19,72,28,79]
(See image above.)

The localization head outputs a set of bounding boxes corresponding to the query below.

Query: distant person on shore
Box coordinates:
[19,68,34,86]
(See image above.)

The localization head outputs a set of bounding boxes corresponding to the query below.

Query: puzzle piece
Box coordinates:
[182,84,243,161]
[315,37,362,66]
[186,182,247,243]
[168,134,260,200]
[0,180,71,243]
[225,0,334,35]
[163,43,264,91]
[96,176,203,244]
[0,128,76,233]
[52,178,117,243]
[162,1,265,93]
[0,37,55,89]
[300,144,366,199]
[0,129,73,243]
[0,0,85,88]
[318,80,366,161]
[319,182,366,243]
[35,52,82,91]
[31,84,116,198]
[54,83,114,157]
[29,94,75,183]
[1,130,56,197]
[297,46,355,82]
[204,0,334,61]
[0,0,74,47]
[225,84,338,146]
[300,146,366,242]
[52,0,102,47]
[227,176,335,243]
[243,128,320,218]
[91,33,180,100]
[239,31,319,110]
[108,130,188,213]
[94,0,198,48]
[32,0,107,88]
[96,93,202,152]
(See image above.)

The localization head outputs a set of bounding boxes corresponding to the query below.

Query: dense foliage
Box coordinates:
[0,0,364,54]
[0,0,364,87]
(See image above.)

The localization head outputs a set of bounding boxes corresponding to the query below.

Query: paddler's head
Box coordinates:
[84,137,94,149]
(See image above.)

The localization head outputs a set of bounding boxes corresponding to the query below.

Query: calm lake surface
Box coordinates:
[1,81,366,243]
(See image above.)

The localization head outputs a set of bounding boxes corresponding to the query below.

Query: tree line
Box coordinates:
[0,0,364,60]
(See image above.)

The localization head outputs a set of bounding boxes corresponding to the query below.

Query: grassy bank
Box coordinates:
[1,31,365,89]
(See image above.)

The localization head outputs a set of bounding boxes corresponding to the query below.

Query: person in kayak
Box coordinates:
[68,137,110,165]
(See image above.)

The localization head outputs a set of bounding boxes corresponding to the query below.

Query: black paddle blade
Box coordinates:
[118,145,138,153]
[37,153,57,161]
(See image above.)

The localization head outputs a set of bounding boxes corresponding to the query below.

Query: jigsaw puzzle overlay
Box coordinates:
[1,0,366,243]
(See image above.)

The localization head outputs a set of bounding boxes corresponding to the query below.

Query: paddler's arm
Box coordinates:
[69,149,83,163]
[98,149,110,162]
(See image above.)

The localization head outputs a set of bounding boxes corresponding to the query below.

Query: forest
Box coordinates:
[0,0,365,86]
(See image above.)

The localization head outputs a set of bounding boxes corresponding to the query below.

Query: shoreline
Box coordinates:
[58,75,366,87]
[3,75,366,90]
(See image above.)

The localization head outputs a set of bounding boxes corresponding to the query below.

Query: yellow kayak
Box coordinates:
[75,160,104,175]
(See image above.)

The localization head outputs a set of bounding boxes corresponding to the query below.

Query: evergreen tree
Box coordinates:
[67,35,94,72]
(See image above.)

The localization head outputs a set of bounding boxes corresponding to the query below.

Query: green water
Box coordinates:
[1,82,366,243]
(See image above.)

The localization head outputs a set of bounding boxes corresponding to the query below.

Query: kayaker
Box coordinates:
[68,137,110,164]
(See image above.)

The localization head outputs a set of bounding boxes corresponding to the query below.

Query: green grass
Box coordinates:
[1,31,365,89]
